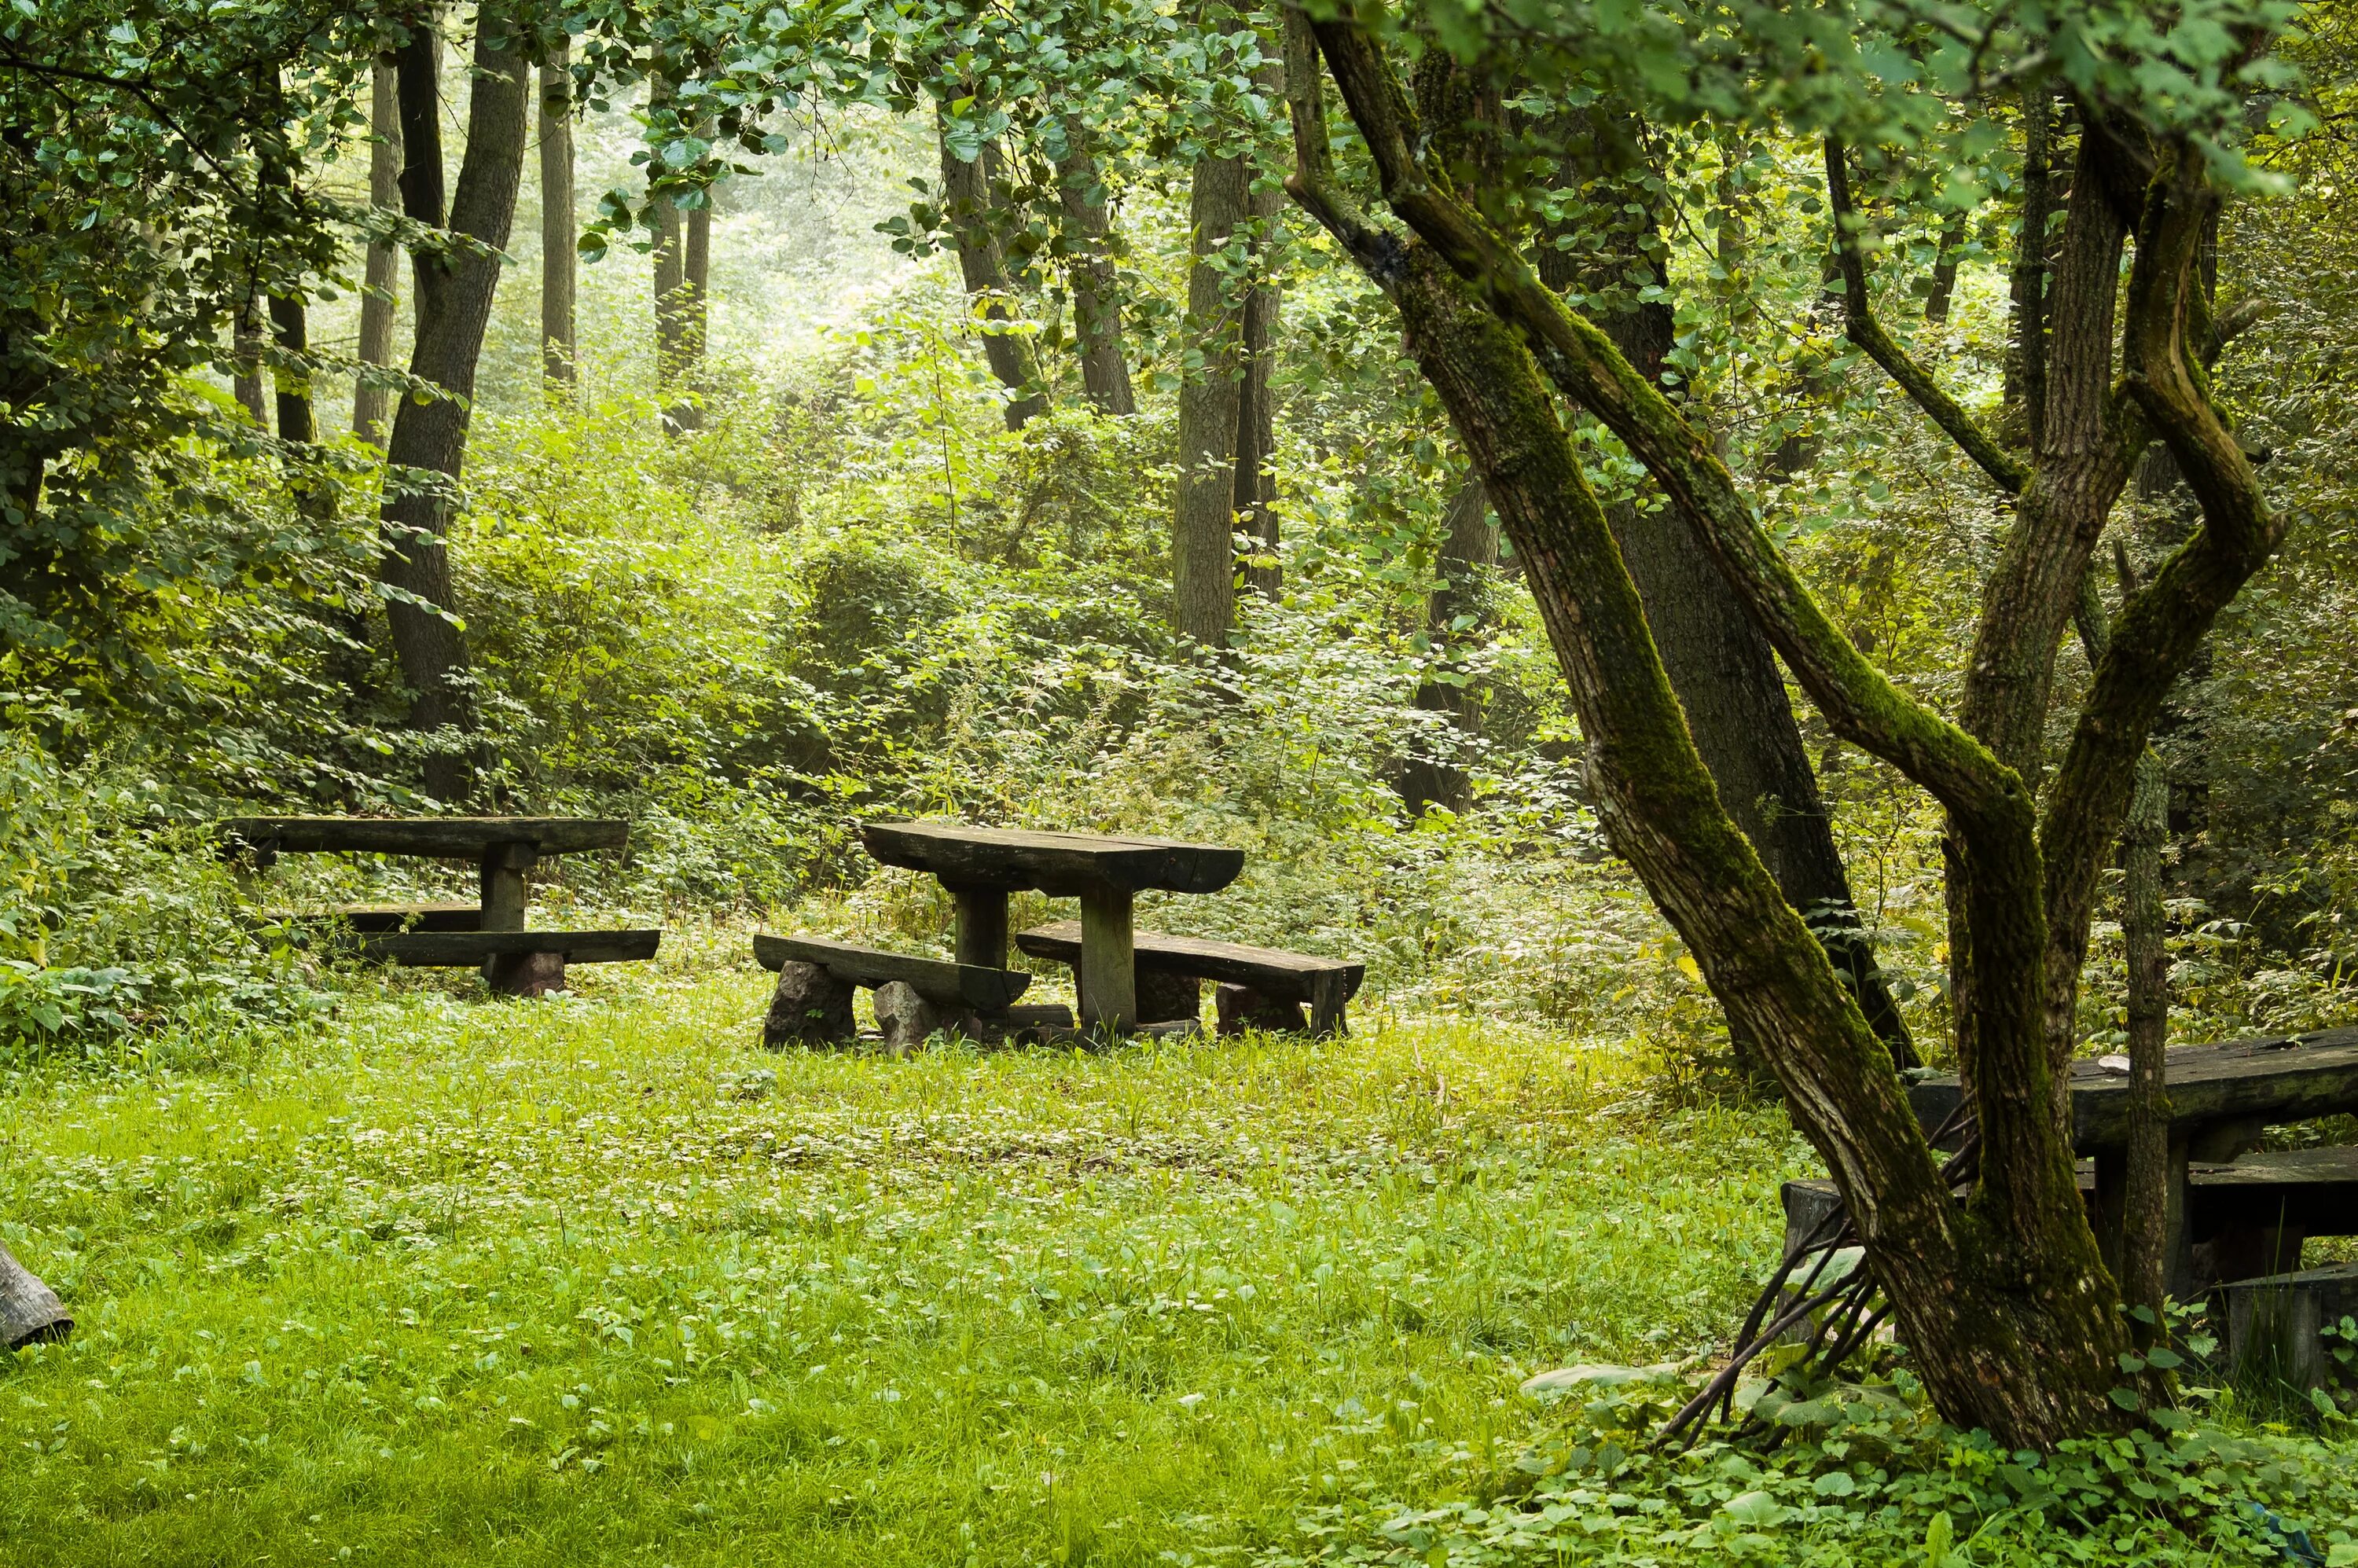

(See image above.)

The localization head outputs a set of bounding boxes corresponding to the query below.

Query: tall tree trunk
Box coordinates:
[1398,479,1495,815]
[539,43,575,389]
[380,9,528,804]
[938,112,1044,429]
[1057,120,1134,415]
[1172,152,1247,647]
[1548,110,1915,1063]
[233,289,268,425]
[2120,748,2170,1324]
[650,76,689,431]
[2004,89,2055,446]
[1924,212,1967,324]
[1234,139,1284,600]
[667,156,711,434]
[268,293,331,523]
[355,57,402,445]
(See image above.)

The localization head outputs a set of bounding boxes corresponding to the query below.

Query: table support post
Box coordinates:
[1077,885,1135,1034]
[479,842,553,996]
[950,886,1010,971]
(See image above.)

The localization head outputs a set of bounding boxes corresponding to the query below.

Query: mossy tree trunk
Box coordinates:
[1056,119,1135,416]
[939,108,1045,431]
[1287,17,2279,1445]
[1172,150,1247,647]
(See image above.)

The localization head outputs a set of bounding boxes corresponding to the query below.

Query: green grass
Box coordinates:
[0,956,1805,1566]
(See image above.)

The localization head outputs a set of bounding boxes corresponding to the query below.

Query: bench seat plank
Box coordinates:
[2190,1146,2358,1237]
[752,934,1030,1012]
[262,902,483,933]
[223,816,629,859]
[1013,921,1362,1004]
[861,822,1243,897]
[359,929,660,966]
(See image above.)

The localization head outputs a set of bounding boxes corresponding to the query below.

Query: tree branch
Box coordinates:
[1825,138,2027,495]
[1305,17,2025,841]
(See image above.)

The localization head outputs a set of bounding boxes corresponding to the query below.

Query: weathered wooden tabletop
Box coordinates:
[221,816,630,859]
[1908,1026,2358,1150]
[860,821,1243,896]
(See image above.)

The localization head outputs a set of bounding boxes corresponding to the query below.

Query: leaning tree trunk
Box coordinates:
[380,9,528,804]
[1547,108,1915,1063]
[1056,119,1135,415]
[0,1243,68,1349]
[539,42,575,389]
[355,56,402,445]
[1172,151,1248,648]
[938,111,1044,429]
[1283,16,2235,1445]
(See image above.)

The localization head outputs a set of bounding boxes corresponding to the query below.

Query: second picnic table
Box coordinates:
[859,821,1244,1030]
[222,815,659,995]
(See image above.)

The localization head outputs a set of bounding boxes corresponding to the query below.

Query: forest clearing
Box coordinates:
[13,0,2358,1560]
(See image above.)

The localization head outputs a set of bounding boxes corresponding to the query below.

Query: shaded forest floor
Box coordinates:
[0,956,1800,1566]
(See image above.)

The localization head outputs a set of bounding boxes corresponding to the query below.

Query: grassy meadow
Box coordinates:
[0,946,1805,1566]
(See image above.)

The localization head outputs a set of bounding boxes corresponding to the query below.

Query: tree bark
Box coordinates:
[1172,152,1248,647]
[355,57,402,445]
[1567,122,1915,1063]
[2005,89,2055,447]
[938,112,1044,429]
[1235,142,1284,600]
[233,289,268,425]
[268,292,331,523]
[381,9,528,803]
[539,43,575,389]
[1924,212,1967,324]
[2120,747,2170,1324]
[1056,119,1135,415]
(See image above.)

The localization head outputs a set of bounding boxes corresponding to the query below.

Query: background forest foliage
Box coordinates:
[7,32,2358,1064]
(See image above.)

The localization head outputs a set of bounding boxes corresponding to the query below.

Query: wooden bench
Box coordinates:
[257,902,484,933]
[2188,1146,2358,1286]
[1013,920,1363,1035]
[2219,1262,2358,1391]
[752,934,1064,1052]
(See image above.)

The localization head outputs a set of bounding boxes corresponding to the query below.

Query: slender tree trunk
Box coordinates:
[1172,152,1248,647]
[2004,90,2055,446]
[539,43,575,389]
[1398,479,1495,814]
[666,158,711,434]
[233,290,268,425]
[1057,119,1134,415]
[2121,749,2170,1325]
[938,111,1044,429]
[355,57,402,445]
[268,292,331,523]
[1235,143,1284,599]
[380,9,528,803]
[1924,212,1967,324]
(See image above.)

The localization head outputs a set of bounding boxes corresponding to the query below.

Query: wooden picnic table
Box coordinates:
[860,821,1243,1031]
[221,815,648,994]
[1909,1026,2358,1294]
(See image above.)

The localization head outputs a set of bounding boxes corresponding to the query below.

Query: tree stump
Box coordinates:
[874,980,974,1056]
[1216,982,1308,1036]
[762,960,856,1048]
[0,1243,70,1350]
[1138,970,1202,1026]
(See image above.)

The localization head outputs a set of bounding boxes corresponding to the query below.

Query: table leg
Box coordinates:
[479,841,541,994]
[1077,886,1135,1033]
[950,886,1010,971]
[2092,1147,2128,1280]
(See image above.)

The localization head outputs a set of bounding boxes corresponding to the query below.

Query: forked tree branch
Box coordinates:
[2040,143,2279,1002]
[1306,18,2026,841]
[1825,138,2028,495]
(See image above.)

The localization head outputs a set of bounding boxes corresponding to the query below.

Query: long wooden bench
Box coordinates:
[1013,921,1363,1035]
[258,902,484,933]
[752,934,1061,1052]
